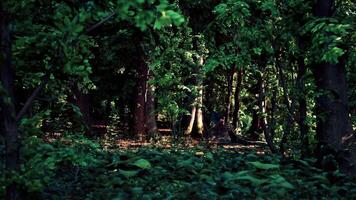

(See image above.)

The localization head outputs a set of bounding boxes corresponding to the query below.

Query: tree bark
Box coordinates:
[133,53,148,140]
[225,66,235,123]
[297,38,309,157]
[185,56,204,136]
[145,71,158,137]
[276,59,295,156]
[185,106,197,135]
[1,5,20,200]
[314,0,356,175]
[247,76,264,139]
[269,89,277,139]
[232,68,243,129]
[72,87,91,132]
[196,84,204,136]
[195,56,204,136]
[257,77,277,154]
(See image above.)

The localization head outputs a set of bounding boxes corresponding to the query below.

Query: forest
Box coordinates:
[0,0,355,199]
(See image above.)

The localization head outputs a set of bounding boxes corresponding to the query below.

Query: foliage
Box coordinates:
[1,0,356,199]
[1,137,355,199]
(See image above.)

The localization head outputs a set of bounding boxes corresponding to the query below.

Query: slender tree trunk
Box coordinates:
[225,66,235,123]
[314,0,356,175]
[257,76,277,154]
[195,56,204,136]
[145,70,158,137]
[276,60,295,156]
[133,54,147,140]
[185,106,197,135]
[269,90,277,139]
[1,6,20,200]
[248,76,264,139]
[297,38,309,157]
[196,85,204,136]
[232,68,243,129]
[73,87,91,129]
[185,56,204,136]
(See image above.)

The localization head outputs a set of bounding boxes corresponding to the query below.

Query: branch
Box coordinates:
[16,74,50,122]
[85,12,116,34]
[15,13,116,122]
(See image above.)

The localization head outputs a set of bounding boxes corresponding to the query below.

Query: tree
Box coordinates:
[312,0,355,174]
[0,2,19,199]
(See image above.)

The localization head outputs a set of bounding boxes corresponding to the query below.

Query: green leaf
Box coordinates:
[119,169,139,178]
[248,161,279,170]
[73,25,84,33]
[253,48,262,55]
[131,158,152,169]
[154,20,162,29]
[268,174,295,189]
[235,175,265,185]
[205,152,213,160]
[178,158,194,168]
[321,46,344,64]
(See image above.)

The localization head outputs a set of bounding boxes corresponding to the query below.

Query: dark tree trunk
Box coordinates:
[314,0,356,175]
[232,68,243,129]
[225,66,235,123]
[269,90,277,139]
[145,71,158,137]
[297,38,309,157]
[72,87,91,134]
[276,60,295,156]
[0,6,20,200]
[247,76,264,140]
[133,54,148,140]
[257,77,277,154]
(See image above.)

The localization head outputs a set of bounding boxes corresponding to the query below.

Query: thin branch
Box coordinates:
[85,12,116,34]
[16,12,116,122]
[16,74,50,122]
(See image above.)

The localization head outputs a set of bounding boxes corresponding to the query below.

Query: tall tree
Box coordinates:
[296,38,310,157]
[232,68,243,129]
[185,55,205,136]
[313,0,355,174]
[145,70,158,137]
[133,45,148,139]
[225,65,235,123]
[0,2,19,199]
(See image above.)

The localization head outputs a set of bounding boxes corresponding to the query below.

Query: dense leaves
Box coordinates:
[1,0,355,199]
[1,138,355,199]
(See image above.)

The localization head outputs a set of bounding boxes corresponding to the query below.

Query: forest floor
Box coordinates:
[106,134,267,155]
[2,133,355,199]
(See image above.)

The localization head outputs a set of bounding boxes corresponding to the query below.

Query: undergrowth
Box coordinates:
[1,135,355,200]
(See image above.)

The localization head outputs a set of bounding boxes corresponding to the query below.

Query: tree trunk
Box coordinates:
[247,76,264,139]
[314,0,356,175]
[145,71,158,137]
[225,66,235,123]
[196,84,204,136]
[73,87,91,129]
[257,77,277,154]
[185,56,204,136]
[232,68,243,130]
[1,6,20,200]
[185,106,197,135]
[297,38,309,157]
[133,54,147,140]
[276,60,295,156]
[195,56,204,136]
[269,90,277,139]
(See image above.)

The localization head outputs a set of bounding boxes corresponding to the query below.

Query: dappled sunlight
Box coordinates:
[1,0,355,199]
